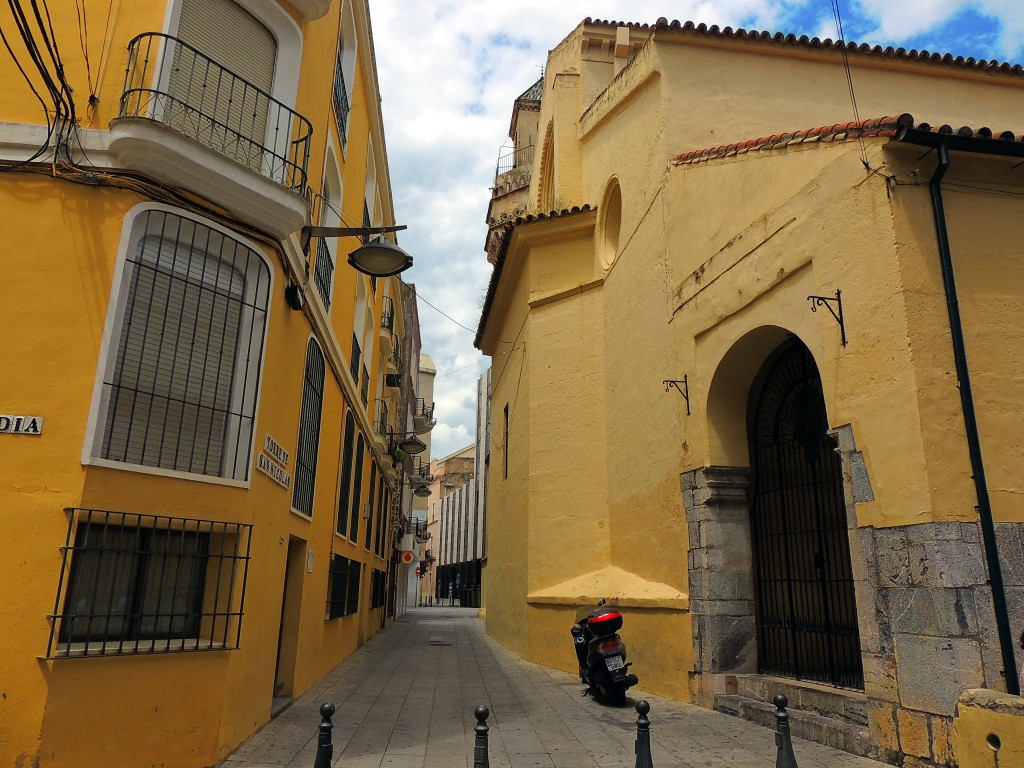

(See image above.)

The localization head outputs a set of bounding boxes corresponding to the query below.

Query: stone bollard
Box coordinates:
[313,702,335,768]
[634,700,654,768]
[473,705,490,768]
[773,694,798,768]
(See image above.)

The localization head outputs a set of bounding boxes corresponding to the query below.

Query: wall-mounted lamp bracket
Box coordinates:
[807,289,847,346]
[300,224,407,253]
[663,377,690,415]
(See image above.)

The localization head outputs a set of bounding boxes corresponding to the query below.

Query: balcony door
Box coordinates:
[169,0,277,174]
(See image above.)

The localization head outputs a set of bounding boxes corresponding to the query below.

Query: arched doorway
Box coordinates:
[749,340,862,689]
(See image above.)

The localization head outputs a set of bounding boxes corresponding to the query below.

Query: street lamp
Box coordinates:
[301,224,412,277]
[388,429,427,456]
[413,484,431,498]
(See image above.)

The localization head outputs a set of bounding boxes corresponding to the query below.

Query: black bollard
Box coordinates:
[473,705,490,768]
[634,700,654,768]
[313,702,336,768]
[773,694,798,768]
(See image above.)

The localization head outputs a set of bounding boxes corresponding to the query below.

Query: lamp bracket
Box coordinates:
[663,377,691,415]
[301,224,407,252]
[807,289,847,346]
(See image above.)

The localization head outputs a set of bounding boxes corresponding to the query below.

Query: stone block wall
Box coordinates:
[682,427,1024,767]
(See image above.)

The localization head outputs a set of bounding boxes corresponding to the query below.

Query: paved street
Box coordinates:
[220,607,884,768]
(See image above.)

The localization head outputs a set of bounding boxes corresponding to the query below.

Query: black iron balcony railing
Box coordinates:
[495,144,533,177]
[380,296,394,332]
[314,236,333,311]
[121,33,312,192]
[387,344,402,373]
[412,456,433,482]
[332,51,350,148]
[350,334,361,383]
[374,399,389,437]
[360,364,370,407]
[414,398,435,423]
[410,519,428,540]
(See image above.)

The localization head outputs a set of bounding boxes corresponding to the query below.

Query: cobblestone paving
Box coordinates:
[219,607,885,768]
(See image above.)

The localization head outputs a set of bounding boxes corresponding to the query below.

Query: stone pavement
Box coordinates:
[219,607,885,768]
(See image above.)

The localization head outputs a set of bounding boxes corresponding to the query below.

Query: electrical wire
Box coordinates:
[830,0,869,169]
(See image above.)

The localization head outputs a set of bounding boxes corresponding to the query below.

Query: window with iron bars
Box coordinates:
[337,412,355,537]
[292,339,325,517]
[371,569,386,609]
[93,209,270,481]
[332,44,351,149]
[327,554,360,619]
[360,364,370,407]
[47,508,251,658]
[350,333,361,384]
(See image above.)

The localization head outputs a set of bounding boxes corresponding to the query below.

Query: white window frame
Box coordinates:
[82,203,273,487]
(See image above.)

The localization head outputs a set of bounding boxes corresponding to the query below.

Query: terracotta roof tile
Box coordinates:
[672,114,1024,166]
[579,17,1024,75]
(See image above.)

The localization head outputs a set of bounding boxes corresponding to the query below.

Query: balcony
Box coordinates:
[380,296,395,332]
[412,457,433,483]
[110,33,312,238]
[373,399,390,449]
[410,519,428,540]
[386,344,402,375]
[413,398,436,435]
[492,144,533,198]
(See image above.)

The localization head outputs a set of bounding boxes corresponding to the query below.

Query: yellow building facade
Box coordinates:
[0,1,428,766]
[477,19,1024,766]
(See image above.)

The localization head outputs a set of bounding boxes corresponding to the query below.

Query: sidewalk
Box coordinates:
[220,607,884,768]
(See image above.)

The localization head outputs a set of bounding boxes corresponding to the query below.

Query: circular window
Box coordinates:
[599,181,622,270]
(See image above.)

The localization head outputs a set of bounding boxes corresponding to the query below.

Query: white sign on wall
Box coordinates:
[257,452,292,489]
[0,415,43,435]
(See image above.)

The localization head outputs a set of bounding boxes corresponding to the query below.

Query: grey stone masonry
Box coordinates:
[682,466,755,707]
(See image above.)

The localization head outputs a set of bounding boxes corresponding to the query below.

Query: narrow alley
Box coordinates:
[220,608,884,768]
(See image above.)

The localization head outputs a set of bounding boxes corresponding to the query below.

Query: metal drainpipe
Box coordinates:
[926,142,1019,695]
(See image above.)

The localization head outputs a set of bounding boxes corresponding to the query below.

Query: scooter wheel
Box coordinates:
[609,683,627,707]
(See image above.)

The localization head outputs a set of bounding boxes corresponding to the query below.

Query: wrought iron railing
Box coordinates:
[495,144,533,176]
[47,507,252,658]
[414,398,435,426]
[374,399,389,437]
[360,364,370,407]
[350,334,361,383]
[120,32,312,192]
[380,296,394,332]
[410,519,428,540]
[332,51,350,147]
[314,236,333,311]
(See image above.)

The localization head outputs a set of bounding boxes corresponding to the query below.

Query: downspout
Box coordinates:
[898,131,1019,695]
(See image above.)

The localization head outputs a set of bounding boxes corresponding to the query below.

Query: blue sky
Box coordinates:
[368,0,1024,459]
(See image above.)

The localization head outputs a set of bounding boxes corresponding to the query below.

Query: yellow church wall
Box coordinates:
[663,141,945,530]
[650,36,1024,158]
[482,249,533,657]
[886,149,1024,525]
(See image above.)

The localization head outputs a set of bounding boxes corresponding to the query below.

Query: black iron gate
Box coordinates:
[750,342,863,689]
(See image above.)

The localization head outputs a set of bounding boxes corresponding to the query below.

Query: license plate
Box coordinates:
[605,656,624,671]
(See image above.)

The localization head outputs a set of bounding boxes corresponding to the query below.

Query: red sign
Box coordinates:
[401,550,415,565]
[415,567,421,575]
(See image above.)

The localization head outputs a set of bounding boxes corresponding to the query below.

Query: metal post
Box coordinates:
[473,705,490,768]
[634,700,654,768]
[313,702,335,768]
[773,694,798,768]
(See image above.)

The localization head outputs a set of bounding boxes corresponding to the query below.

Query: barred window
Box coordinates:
[94,209,270,481]
[371,569,386,609]
[292,339,325,517]
[364,463,377,550]
[349,434,365,542]
[327,554,360,619]
[332,43,351,148]
[337,412,355,537]
[47,508,251,658]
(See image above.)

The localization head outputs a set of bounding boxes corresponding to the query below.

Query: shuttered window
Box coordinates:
[337,413,355,536]
[98,210,269,480]
[169,0,277,172]
[292,339,325,517]
[349,434,365,542]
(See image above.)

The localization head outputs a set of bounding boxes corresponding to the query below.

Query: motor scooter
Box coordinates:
[570,600,639,705]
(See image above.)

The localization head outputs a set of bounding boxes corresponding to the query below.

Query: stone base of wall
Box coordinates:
[682,446,1024,767]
